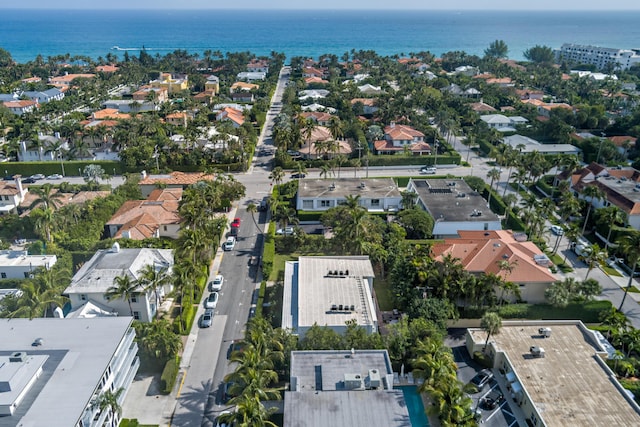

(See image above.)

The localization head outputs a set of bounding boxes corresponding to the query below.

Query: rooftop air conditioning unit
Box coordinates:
[538,327,552,338]
[9,352,27,362]
[530,346,545,358]
[367,369,381,389]
[344,373,363,390]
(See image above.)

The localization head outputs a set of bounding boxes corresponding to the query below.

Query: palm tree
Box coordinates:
[95,387,125,427]
[617,232,640,311]
[29,183,64,210]
[580,185,605,237]
[247,202,261,232]
[269,166,285,186]
[105,274,138,316]
[599,206,626,253]
[31,207,55,242]
[480,312,502,352]
[319,164,332,179]
[138,264,171,320]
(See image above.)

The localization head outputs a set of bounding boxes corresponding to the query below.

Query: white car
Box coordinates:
[30,174,45,180]
[46,174,63,180]
[550,225,564,236]
[420,166,437,174]
[276,226,295,235]
[205,292,219,309]
[209,274,224,291]
[223,236,236,251]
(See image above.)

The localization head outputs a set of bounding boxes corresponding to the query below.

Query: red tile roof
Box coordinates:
[139,171,214,186]
[384,124,424,140]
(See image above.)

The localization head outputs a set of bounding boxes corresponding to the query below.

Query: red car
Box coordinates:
[231,218,241,228]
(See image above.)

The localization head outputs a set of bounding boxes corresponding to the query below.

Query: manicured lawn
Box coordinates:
[602,265,622,277]
[374,277,395,311]
[498,300,612,323]
[270,253,298,282]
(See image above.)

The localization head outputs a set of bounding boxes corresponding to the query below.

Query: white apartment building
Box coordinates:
[557,43,640,71]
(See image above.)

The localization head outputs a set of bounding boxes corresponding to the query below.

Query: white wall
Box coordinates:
[432,220,502,237]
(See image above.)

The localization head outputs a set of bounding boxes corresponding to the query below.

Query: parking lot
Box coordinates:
[447,329,520,427]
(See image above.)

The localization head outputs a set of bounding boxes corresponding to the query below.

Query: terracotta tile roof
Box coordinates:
[230,81,259,91]
[3,100,38,108]
[374,140,431,152]
[470,101,496,112]
[217,107,245,126]
[384,124,424,140]
[431,230,557,284]
[301,126,333,144]
[608,136,637,147]
[300,111,333,123]
[96,65,119,73]
[351,98,377,106]
[85,120,119,128]
[139,171,214,186]
[147,187,183,201]
[473,73,495,80]
[486,77,513,85]
[21,77,42,83]
[166,112,187,119]
[0,182,20,196]
[305,76,329,85]
[91,108,130,120]
[49,73,95,84]
[107,199,181,240]
[498,59,526,71]
[299,139,353,156]
[302,67,325,77]
[397,57,420,65]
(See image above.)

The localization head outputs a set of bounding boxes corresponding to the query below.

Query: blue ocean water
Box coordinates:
[2,9,640,63]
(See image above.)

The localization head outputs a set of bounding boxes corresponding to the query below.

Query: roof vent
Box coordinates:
[110,242,120,253]
[9,352,27,362]
[359,182,366,189]
[32,338,43,347]
[538,327,552,338]
[331,304,337,311]
[329,183,336,191]
[457,192,466,198]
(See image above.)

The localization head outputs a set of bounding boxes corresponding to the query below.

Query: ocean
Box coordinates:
[1,9,640,63]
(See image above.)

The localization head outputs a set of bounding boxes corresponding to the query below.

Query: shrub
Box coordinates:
[160,357,180,394]
[262,224,276,279]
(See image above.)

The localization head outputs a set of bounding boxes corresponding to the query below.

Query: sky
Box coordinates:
[3,1,640,10]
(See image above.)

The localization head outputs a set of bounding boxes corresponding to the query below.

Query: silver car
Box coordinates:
[200,309,214,328]
[205,292,219,309]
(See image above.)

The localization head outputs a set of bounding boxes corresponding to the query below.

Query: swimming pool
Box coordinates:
[397,386,430,427]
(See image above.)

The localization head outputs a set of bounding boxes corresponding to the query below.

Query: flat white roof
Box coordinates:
[282,256,376,332]
[0,251,56,269]
[0,317,134,427]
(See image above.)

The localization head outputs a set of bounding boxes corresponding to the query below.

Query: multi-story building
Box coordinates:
[557,43,640,71]
[0,250,57,279]
[0,317,139,427]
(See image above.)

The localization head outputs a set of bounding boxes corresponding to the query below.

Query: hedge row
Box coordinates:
[255,281,267,317]
[160,356,180,395]
[1,160,245,176]
[366,154,461,167]
[262,222,276,279]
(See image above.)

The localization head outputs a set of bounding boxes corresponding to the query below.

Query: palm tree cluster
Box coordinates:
[220,318,290,426]
[600,308,640,380]
[0,264,71,319]
[173,174,245,329]
[413,337,475,426]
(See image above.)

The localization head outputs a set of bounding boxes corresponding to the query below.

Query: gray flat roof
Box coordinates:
[470,322,640,426]
[284,390,411,427]
[410,178,500,222]
[283,256,376,332]
[596,174,640,205]
[64,248,173,294]
[504,135,581,154]
[290,350,393,392]
[297,178,400,200]
[0,317,133,427]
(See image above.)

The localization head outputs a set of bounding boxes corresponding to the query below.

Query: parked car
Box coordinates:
[257,197,268,212]
[200,309,214,328]
[205,292,219,309]
[209,274,224,291]
[550,225,564,236]
[46,174,63,180]
[21,177,37,184]
[231,217,241,228]
[291,172,306,179]
[276,226,294,235]
[223,236,236,251]
[420,166,437,174]
[2,174,15,181]
[470,369,494,389]
[227,339,246,359]
[30,174,45,180]
[480,388,504,410]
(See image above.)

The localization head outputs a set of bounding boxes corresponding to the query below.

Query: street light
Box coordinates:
[596,132,606,164]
